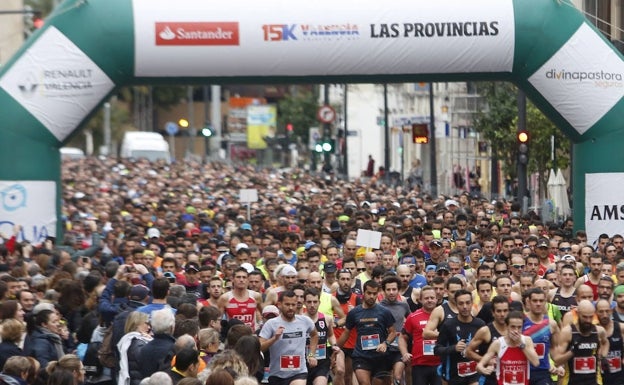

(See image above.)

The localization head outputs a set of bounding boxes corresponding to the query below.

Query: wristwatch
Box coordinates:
[518,343,526,349]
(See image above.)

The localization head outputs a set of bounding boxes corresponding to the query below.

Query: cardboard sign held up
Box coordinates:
[356,229,382,250]
[239,189,258,203]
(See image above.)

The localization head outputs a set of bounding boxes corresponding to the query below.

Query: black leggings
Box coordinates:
[411,366,441,385]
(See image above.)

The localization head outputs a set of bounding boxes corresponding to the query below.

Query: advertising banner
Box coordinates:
[0,181,56,244]
[585,173,624,244]
[0,27,115,142]
[133,0,515,77]
[247,105,277,149]
[529,24,624,135]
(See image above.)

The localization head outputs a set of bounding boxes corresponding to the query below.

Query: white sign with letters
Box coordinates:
[585,173,624,244]
[0,181,56,244]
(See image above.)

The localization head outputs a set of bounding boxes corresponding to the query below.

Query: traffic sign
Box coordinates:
[317,105,336,124]
[165,121,179,136]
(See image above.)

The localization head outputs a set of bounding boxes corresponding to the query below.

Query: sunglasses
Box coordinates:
[512,264,525,269]
[297,279,307,284]
[357,268,366,272]
[496,270,509,274]
[559,247,572,252]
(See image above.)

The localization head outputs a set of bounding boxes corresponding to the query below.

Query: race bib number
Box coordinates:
[307,345,327,360]
[457,361,477,377]
[280,355,302,371]
[573,357,596,374]
[233,314,253,325]
[502,369,525,385]
[423,340,436,356]
[608,356,622,372]
[534,343,545,359]
[361,334,380,350]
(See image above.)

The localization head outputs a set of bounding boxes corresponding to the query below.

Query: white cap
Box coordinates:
[235,243,249,252]
[262,305,280,317]
[445,199,459,208]
[276,264,297,279]
[147,228,161,238]
[240,263,255,273]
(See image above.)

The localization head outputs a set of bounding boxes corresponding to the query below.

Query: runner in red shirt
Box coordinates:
[400,286,440,385]
[477,311,540,385]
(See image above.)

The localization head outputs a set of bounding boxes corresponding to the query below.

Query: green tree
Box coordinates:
[522,102,571,198]
[473,82,518,179]
[474,81,571,196]
[276,88,320,143]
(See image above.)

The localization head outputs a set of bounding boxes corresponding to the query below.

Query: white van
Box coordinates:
[120,131,171,163]
[60,147,85,160]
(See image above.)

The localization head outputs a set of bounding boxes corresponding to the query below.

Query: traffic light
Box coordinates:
[286,123,293,133]
[201,122,214,137]
[315,138,335,153]
[178,118,189,128]
[23,7,43,36]
[412,123,429,144]
[517,130,529,164]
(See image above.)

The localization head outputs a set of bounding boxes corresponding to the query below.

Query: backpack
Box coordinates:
[96,325,116,369]
[83,326,106,377]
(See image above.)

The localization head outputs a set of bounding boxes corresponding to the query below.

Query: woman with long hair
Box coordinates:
[233,336,262,383]
[46,354,85,385]
[117,311,153,385]
[24,309,64,368]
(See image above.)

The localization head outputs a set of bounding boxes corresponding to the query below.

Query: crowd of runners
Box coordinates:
[0,156,618,385]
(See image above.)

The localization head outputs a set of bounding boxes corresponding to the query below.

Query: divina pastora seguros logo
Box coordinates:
[545,68,623,88]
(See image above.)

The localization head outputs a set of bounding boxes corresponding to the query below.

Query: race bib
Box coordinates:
[457,361,477,377]
[233,313,254,325]
[608,356,622,372]
[280,355,302,371]
[573,357,596,374]
[423,340,436,356]
[390,335,399,347]
[502,369,525,385]
[261,367,269,383]
[361,334,380,350]
[307,345,327,360]
[534,343,545,359]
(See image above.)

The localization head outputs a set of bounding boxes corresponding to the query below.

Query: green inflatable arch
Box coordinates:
[0,0,623,243]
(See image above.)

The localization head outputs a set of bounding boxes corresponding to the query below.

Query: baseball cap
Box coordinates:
[324,262,338,274]
[240,223,252,231]
[278,265,297,277]
[436,262,450,273]
[425,265,437,273]
[429,240,443,248]
[304,241,317,251]
[445,199,459,208]
[330,220,341,232]
[468,244,482,253]
[129,284,150,301]
[537,238,549,248]
[262,305,280,318]
[163,272,176,281]
[562,254,576,263]
[235,243,249,252]
[240,262,255,273]
[147,228,161,239]
[185,262,200,273]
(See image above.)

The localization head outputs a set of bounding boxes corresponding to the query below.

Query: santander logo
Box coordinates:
[155,22,239,46]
